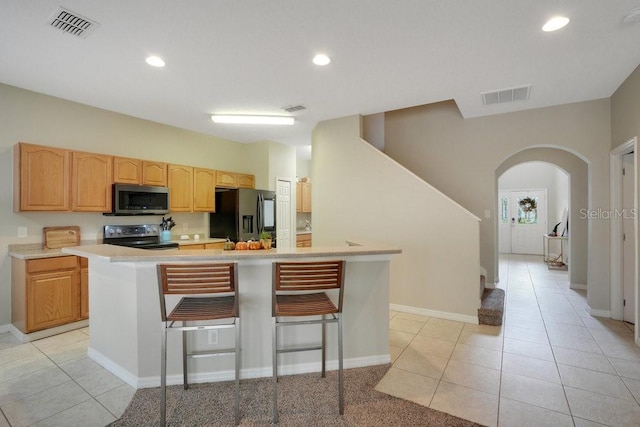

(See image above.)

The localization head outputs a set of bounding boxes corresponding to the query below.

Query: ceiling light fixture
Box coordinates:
[211,115,294,125]
[145,56,165,67]
[312,53,331,66]
[542,16,570,32]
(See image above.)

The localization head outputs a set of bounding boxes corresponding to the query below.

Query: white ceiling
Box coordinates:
[2,1,640,157]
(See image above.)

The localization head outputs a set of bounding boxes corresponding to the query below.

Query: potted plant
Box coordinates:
[260,231,272,249]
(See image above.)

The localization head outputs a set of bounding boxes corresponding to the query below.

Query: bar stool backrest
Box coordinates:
[157,263,238,322]
[272,260,345,314]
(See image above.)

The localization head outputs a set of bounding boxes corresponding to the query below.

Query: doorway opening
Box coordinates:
[498,162,569,259]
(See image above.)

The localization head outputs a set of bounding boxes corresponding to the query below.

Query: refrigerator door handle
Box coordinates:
[257,194,262,235]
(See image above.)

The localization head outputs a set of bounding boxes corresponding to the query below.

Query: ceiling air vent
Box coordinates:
[481,85,531,106]
[48,7,99,38]
[283,105,306,113]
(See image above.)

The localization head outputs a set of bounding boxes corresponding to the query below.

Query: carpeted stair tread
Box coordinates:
[478,288,505,326]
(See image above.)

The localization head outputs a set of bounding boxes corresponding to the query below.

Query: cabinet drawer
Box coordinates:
[27,256,77,274]
[205,242,225,249]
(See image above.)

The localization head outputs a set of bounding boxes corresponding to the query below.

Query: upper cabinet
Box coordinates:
[114,157,167,186]
[168,164,194,212]
[14,143,71,211]
[216,171,255,189]
[14,142,253,213]
[193,168,216,212]
[297,182,311,213]
[71,151,113,212]
[113,156,141,184]
[142,160,167,186]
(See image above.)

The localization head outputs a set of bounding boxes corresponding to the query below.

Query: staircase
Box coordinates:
[478,275,505,326]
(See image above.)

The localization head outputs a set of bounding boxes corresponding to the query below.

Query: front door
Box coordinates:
[510,189,547,255]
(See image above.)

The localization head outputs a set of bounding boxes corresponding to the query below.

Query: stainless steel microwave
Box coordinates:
[108,184,169,215]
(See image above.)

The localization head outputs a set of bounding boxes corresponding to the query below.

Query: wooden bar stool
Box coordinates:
[157,262,240,426]
[271,260,346,423]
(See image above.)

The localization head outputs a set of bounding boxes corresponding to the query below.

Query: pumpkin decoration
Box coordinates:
[235,241,248,250]
[248,240,262,250]
[222,239,235,251]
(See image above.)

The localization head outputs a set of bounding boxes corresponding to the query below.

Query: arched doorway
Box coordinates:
[495,147,589,289]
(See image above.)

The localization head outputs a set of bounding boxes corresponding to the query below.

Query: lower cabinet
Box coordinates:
[12,256,88,333]
[80,257,89,320]
[296,233,312,247]
[178,242,225,250]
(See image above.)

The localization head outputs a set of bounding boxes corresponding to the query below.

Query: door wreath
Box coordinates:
[518,197,537,212]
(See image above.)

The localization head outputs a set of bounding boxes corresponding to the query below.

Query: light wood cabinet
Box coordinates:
[179,244,205,250]
[296,233,312,248]
[297,182,311,213]
[216,170,237,188]
[168,164,194,212]
[206,242,225,249]
[216,171,255,189]
[178,242,225,250]
[113,156,141,184]
[14,143,71,211]
[142,161,168,186]
[71,151,113,212]
[193,168,216,212]
[12,256,82,333]
[79,257,89,320]
[237,174,255,189]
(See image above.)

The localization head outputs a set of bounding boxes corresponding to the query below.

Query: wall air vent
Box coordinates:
[283,105,306,113]
[48,7,99,38]
[481,85,531,106]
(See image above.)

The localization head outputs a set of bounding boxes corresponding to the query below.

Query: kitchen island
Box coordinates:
[62,242,400,388]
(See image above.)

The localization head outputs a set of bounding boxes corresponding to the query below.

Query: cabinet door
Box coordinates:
[168,164,193,212]
[142,161,167,186]
[80,258,89,320]
[216,171,237,188]
[237,174,255,189]
[113,157,141,184]
[16,143,70,211]
[26,269,78,332]
[296,182,302,213]
[301,182,312,213]
[193,168,216,212]
[72,152,113,212]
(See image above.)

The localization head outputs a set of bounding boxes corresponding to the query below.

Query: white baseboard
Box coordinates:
[390,304,478,325]
[589,308,612,318]
[6,320,89,343]
[0,324,10,335]
[89,346,390,390]
[570,283,587,290]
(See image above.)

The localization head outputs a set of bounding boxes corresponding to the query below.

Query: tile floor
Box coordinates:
[376,254,640,426]
[0,327,135,427]
[1,254,638,426]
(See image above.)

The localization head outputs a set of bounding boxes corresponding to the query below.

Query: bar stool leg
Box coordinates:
[272,317,278,423]
[234,318,240,425]
[160,324,167,427]
[321,317,327,378]
[182,322,189,390]
[338,314,344,415]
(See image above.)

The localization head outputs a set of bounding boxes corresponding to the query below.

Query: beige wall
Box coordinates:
[0,83,293,327]
[312,115,481,320]
[384,99,612,312]
[611,64,640,148]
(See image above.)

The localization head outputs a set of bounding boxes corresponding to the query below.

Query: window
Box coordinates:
[517,196,538,225]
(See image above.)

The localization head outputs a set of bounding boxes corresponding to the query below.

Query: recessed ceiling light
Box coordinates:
[211,115,294,125]
[145,55,165,67]
[312,53,331,66]
[542,16,570,32]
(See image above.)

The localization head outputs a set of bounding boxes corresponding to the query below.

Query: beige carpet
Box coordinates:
[108,365,484,426]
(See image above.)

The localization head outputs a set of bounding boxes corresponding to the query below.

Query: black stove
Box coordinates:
[103,224,179,250]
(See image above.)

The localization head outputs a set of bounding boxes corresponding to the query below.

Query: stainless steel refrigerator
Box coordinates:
[209,188,276,244]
